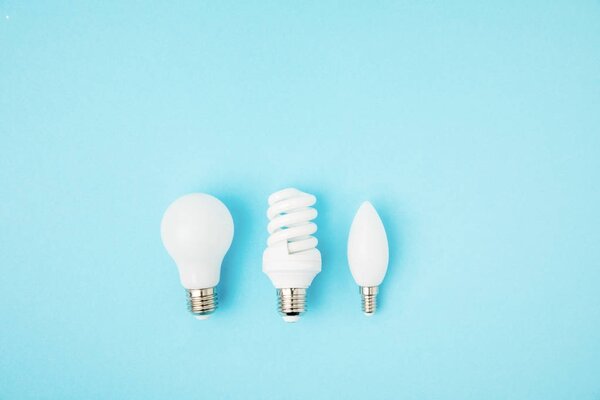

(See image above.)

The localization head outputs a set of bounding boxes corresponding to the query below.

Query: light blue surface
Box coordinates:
[1,1,599,398]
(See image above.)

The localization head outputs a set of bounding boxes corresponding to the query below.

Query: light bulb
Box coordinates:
[347,201,389,316]
[160,193,234,320]
[263,188,321,322]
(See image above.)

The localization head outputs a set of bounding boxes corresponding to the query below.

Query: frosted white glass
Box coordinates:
[347,201,389,287]
[161,193,234,289]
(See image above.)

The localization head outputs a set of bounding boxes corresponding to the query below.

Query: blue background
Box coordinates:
[1,1,599,398]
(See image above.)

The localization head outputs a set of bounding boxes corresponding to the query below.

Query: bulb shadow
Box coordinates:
[308,192,408,315]
[305,188,343,312]
[372,196,407,314]
[212,191,256,314]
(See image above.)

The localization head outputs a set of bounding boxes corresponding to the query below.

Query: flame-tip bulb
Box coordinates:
[348,202,389,316]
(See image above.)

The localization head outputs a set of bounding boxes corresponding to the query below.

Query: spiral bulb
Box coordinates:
[263,188,322,322]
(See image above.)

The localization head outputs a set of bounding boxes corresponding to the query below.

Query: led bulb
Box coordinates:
[263,188,321,322]
[161,193,234,320]
[347,201,389,316]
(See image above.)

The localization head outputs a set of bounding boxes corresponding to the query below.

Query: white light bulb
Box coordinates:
[347,201,389,316]
[263,188,321,322]
[161,193,234,320]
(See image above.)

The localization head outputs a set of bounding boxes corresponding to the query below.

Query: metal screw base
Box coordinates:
[360,286,379,316]
[186,287,217,319]
[277,288,306,322]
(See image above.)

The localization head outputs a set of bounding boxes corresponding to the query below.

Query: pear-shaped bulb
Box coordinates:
[161,193,234,319]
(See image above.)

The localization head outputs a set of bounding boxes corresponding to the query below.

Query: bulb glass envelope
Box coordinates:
[347,201,389,287]
[161,193,234,289]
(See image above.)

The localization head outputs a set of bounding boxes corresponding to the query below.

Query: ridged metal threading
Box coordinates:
[277,288,306,318]
[186,287,217,316]
[360,286,378,315]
